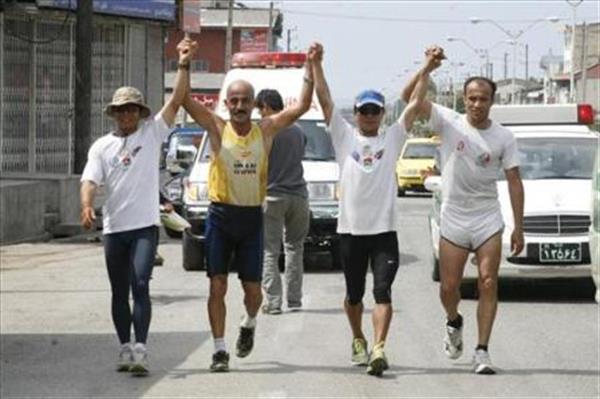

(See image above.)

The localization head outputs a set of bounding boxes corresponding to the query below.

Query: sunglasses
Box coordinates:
[357,105,383,116]
[113,104,140,114]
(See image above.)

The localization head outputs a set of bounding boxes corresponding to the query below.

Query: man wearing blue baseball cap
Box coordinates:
[310,42,425,377]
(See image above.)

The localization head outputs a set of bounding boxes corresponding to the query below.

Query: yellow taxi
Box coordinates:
[396,136,440,196]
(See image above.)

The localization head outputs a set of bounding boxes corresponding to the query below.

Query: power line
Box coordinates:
[282,9,560,24]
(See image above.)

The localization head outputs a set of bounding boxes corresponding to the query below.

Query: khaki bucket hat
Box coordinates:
[105,86,151,118]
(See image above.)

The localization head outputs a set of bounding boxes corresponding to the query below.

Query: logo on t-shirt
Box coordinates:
[476,152,492,167]
[351,145,385,171]
[111,145,143,170]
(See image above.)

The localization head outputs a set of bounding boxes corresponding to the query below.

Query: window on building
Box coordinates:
[167,59,209,72]
[192,60,209,72]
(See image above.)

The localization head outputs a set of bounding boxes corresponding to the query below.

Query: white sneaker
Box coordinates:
[351,338,369,366]
[443,324,463,359]
[116,343,133,372]
[130,343,149,376]
[472,349,496,375]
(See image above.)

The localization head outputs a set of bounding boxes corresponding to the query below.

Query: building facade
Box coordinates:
[163,2,282,116]
[0,0,176,243]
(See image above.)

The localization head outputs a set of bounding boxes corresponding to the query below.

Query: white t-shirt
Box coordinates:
[81,114,172,234]
[430,104,520,208]
[328,107,407,235]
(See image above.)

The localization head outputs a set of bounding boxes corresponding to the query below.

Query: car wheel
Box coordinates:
[397,188,406,197]
[164,225,182,239]
[431,254,440,282]
[460,281,478,299]
[330,239,342,270]
[182,228,205,271]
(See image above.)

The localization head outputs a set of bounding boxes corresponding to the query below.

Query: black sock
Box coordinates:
[476,344,488,352]
[446,313,463,329]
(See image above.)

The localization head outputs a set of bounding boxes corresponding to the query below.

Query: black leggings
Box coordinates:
[104,226,158,344]
[340,231,400,305]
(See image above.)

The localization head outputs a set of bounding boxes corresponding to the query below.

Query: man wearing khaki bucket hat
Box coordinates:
[80,38,197,376]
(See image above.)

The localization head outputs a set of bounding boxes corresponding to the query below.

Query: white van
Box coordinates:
[181,52,340,271]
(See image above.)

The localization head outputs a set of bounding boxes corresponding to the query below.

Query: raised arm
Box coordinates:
[184,95,224,155]
[311,42,333,124]
[505,167,524,255]
[261,50,315,137]
[80,180,98,230]
[401,71,420,104]
[403,45,444,130]
[159,38,197,126]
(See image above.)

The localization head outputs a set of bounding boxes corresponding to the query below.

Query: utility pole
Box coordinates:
[567,0,583,102]
[74,0,93,174]
[503,52,508,80]
[286,28,291,52]
[267,1,273,51]
[580,22,588,102]
[224,0,233,71]
[525,44,529,81]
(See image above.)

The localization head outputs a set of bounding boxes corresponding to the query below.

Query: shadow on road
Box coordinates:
[1,331,209,398]
[460,278,597,303]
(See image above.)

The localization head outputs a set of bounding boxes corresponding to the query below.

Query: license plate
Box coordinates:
[539,243,582,263]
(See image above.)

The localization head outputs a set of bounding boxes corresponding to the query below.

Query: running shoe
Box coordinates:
[116,344,133,372]
[261,304,282,315]
[210,350,230,372]
[236,326,255,358]
[153,253,164,266]
[472,349,496,375]
[367,342,389,377]
[444,322,463,359]
[351,337,369,366]
[129,344,149,376]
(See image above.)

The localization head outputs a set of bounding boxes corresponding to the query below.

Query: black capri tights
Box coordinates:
[339,231,400,305]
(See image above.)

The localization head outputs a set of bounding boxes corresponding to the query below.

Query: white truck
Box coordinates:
[181,52,340,271]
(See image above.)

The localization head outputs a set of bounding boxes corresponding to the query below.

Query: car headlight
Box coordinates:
[185,182,209,202]
[308,182,337,200]
[164,178,183,201]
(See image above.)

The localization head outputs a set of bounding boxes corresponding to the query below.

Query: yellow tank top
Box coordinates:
[208,122,268,206]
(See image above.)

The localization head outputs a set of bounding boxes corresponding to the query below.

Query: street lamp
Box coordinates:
[448,61,465,110]
[446,36,486,75]
[446,37,512,79]
[470,16,560,104]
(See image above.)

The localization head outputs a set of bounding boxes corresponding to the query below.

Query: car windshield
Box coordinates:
[196,120,335,163]
[173,134,199,148]
[499,137,598,180]
[297,120,335,161]
[402,143,438,159]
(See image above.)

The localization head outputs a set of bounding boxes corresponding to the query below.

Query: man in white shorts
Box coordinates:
[404,46,524,374]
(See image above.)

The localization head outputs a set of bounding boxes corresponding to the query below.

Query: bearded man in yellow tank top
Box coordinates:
[183,45,317,372]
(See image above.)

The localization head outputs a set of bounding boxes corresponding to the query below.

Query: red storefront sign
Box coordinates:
[240,29,268,53]
[180,0,202,33]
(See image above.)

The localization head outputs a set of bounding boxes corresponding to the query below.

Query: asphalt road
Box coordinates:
[1,195,598,398]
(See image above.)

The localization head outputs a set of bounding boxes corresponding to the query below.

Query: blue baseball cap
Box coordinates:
[355,89,385,108]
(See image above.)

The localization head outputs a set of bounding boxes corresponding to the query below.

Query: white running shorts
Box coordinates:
[440,202,504,251]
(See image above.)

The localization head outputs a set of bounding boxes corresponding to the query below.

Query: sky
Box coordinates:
[245,0,599,106]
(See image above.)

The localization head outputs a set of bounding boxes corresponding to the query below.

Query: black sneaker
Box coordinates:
[236,326,255,358]
[210,350,230,372]
[153,253,164,266]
